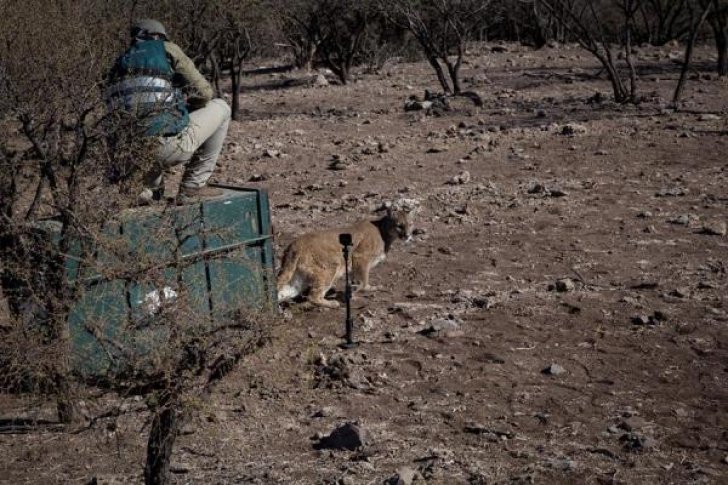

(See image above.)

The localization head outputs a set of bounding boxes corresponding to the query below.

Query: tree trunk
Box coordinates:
[56,374,80,424]
[674,5,713,104]
[230,61,242,122]
[50,228,81,424]
[426,55,451,93]
[715,25,727,76]
[144,405,181,485]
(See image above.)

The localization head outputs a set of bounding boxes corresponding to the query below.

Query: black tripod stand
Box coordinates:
[339,233,357,348]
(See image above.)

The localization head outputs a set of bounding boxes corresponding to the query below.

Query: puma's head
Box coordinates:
[375,199,419,245]
[383,207,413,241]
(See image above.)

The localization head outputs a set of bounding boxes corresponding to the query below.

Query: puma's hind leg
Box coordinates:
[307,270,341,308]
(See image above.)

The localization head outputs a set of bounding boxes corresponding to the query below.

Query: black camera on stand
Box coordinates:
[338,233,357,348]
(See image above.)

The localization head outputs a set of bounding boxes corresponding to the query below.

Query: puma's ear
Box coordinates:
[375,201,392,213]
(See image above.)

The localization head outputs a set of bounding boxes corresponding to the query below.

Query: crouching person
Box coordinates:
[106,19,231,205]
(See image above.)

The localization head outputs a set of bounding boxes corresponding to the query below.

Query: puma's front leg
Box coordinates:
[351,257,379,292]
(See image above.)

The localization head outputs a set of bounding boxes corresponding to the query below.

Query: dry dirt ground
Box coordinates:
[1,42,727,484]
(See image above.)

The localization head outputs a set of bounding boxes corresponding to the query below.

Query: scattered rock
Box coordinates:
[315,422,367,451]
[542,363,566,376]
[655,187,688,197]
[170,463,191,474]
[446,171,471,185]
[560,123,588,136]
[698,113,721,121]
[527,182,567,197]
[670,287,690,298]
[464,422,515,439]
[328,154,352,171]
[387,467,419,485]
[668,214,692,225]
[426,145,447,154]
[248,173,268,182]
[404,99,433,111]
[618,417,647,432]
[631,314,651,325]
[312,406,336,418]
[527,182,547,194]
[313,73,329,87]
[263,148,280,158]
[631,310,667,325]
[620,432,656,452]
[555,278,576,292]
[699,221,727,236]
[637,210,653,218]
[418,316,464,338]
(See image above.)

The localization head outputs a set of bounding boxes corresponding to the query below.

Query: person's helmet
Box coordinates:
[130,19,168,40]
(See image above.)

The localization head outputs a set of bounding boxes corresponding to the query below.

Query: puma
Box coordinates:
[277,204,416,308]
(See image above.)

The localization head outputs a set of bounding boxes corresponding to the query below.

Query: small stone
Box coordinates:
[308,73,327,87]
[248,173,268,182]
[263,148,280,158]
[631,315,651,325]
[655,187,688,197]
[170,463,191,474]
[389,467,418,485]
[426,145,447,154]
[542,363,566,376]
[621,432,656,452]
[668,214,691,225]
[419,317,463,338]
[404,99,433,111]
[312,406,336,418]
[560,123,588,136]
[637,210,653,218]
[527,182,546,194]
[555,278,576,292]
[698,113,721,121]
[446,171,471,185]
[618,417,647,431]
[595,149,609,155]
[316,422,367,451]
[700,221,727,236]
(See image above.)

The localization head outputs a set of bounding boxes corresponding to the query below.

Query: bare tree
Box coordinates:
[1,3,272,484]
[273,0,325,70]
[274,0,378,84]
[638,0,691,44]
[381,0,491,94]
[673,0,715,103]
[538,0,641,103]
[703,0,728,75]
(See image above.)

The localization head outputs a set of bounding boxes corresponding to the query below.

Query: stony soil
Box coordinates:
[1,42,727,484]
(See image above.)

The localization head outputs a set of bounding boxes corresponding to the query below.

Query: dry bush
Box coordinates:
[381,0,493,95]
[1,2,275,484]
[274,0,382,83]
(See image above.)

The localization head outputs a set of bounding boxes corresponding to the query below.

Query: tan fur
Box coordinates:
[277,208,413,308]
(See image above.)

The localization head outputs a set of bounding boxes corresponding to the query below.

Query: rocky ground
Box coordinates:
[1,42,727,484]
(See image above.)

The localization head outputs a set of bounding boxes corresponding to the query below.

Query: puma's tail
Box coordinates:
[276,246,300,301]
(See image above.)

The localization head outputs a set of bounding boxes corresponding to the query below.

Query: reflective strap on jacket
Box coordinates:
[106,75,178,111]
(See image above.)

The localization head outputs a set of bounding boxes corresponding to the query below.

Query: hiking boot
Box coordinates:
[138,187,165,206]
[176,185,225,205]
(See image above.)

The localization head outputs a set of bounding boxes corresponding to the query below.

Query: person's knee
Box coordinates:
[210,98,231,121]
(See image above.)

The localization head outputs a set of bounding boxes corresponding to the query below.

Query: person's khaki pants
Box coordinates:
[146,98,231,189]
